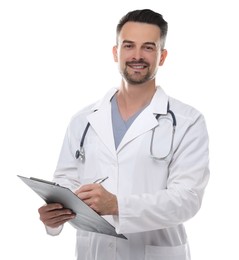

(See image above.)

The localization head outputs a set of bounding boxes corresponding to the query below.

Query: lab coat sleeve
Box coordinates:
[115,114,210,234]
[44,121,81,236]
[53,125,81,190]
[45,225,63,236]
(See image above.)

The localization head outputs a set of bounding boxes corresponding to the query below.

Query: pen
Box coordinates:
[93,176,109,184]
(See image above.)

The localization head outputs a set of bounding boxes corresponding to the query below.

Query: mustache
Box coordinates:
[126,60,150,66]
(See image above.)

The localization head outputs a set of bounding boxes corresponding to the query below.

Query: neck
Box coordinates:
[116,81,156,121]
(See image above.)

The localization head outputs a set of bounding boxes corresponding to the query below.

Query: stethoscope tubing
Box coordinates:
[75,102,176,161]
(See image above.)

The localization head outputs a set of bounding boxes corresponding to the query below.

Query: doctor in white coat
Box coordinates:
[38,9,209,260]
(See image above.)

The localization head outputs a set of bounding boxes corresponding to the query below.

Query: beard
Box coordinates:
[121,60,155,85]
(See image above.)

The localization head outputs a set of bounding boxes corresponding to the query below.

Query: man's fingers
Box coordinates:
[43,212,75,227]
[38,203,63,214]
[75,184,101,200]
[38,203,75,228]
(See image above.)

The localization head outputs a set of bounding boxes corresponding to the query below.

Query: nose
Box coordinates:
[132,47,144,61]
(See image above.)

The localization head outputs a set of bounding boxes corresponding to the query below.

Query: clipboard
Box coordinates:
[17,175,126,239]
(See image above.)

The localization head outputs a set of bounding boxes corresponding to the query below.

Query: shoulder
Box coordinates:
[168,96,209,150]
[68,102,96,131]
[68,87,118,127]
[72,102,96,119]
[167,96,208,136]
[155,86,204,123]
[169,96,205,124]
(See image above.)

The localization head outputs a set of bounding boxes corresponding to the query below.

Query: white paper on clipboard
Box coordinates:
[17,175,127,239]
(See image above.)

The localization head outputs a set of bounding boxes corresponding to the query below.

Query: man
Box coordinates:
[38,9,209,260]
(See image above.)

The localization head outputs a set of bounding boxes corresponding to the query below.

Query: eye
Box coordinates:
[123,43,134,49]
[144,45,155,51]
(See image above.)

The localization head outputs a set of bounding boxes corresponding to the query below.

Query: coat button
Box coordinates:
[108,242,114,249]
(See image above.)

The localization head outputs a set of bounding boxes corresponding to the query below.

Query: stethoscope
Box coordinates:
[75,102,176,162]
[150,102,176,160]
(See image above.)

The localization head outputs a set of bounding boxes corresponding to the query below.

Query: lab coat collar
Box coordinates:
[149,86,169,115]
[87,86,169,155]
[90,88,118,112]
[90,86,169,114]
[116,86,169,151]
[87,88,118,156]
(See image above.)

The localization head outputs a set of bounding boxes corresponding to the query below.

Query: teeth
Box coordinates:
[132,65,144,69]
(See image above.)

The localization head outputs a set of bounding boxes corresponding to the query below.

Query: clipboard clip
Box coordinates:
[30,177,60,186]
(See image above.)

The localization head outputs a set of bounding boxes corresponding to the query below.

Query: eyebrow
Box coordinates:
[122,40,156,47]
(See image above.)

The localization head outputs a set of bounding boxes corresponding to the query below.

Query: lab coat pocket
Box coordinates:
[145,243,189,260]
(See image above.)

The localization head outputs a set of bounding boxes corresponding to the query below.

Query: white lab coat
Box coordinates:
[49,86,210,260]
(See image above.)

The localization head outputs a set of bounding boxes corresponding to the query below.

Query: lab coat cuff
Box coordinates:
[45,225,63,236]
[113,197,134,234]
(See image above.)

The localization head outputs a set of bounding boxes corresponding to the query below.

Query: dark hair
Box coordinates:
[116,9,168,49]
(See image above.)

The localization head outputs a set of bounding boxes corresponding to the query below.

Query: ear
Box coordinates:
[112,45,118,62]
[159,49,168,66]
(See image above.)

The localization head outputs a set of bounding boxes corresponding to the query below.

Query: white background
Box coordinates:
[1,0,239,259]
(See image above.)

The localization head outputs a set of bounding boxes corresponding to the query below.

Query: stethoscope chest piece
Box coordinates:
[75,147,85,162]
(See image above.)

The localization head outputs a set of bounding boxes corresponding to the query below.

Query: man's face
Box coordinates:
[113,22,167,85]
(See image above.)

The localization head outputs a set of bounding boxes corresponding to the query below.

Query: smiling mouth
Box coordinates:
[127,63,148,70]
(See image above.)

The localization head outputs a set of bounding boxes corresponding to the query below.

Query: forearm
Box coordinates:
[115,186,201,234]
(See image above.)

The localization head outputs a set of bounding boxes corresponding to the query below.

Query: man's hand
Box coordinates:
[38,203,76,228]
[75,184,118,216]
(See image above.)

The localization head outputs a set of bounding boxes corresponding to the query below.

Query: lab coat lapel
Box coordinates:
[86,88,117,157]
[86,86,169,155]
[117,109,158,152]
[117,86,169,152]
